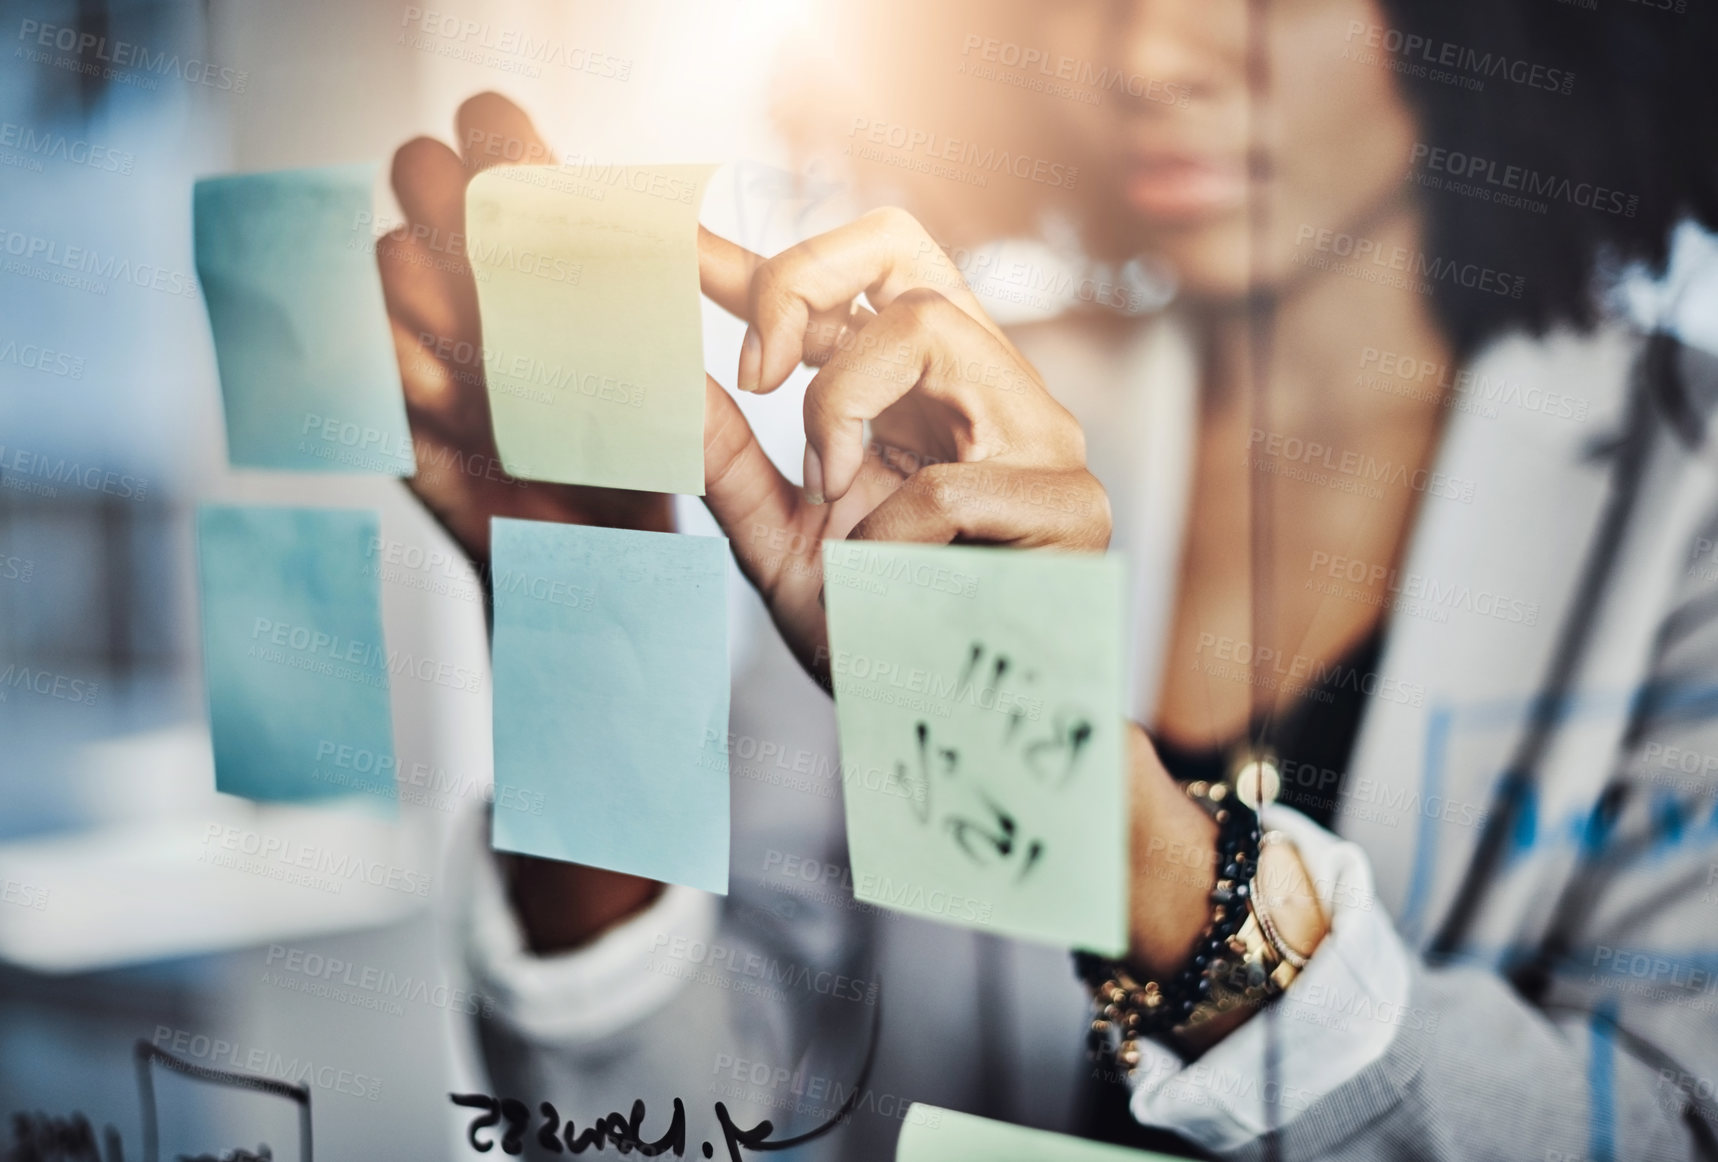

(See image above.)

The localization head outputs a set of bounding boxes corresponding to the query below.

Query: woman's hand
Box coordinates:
[698,212,1318,1049]
[377,93,672,950]
[696,207,1331,1045]
[696,206,1113,682]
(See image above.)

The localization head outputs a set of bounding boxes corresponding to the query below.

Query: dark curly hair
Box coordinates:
[1373,0,1718,356]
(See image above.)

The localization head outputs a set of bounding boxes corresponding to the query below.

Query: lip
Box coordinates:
[1121,152,1249,222]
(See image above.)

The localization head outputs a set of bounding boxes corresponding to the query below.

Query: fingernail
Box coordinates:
[738,326,762,393]
[803,444,825,506]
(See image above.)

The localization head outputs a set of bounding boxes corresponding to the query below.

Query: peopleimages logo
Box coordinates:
[1410,144,1638,219]
[17,20,250,92]
[0,122,135,174]
[249,616,484,694]
[1307,550,1539,627]
[0,227,198,297]
[1358,347,1589,423]
[647,933,879,1005]
[1293,225,1524,300]
[0,337,84,379]
[0,661,98,705]
[0,447,148,503]
[397,9,632,81]
[150,1026,381,1101]
[263,944,495,1017]
[1,877,50,910]
[1193,632,1427,708]
[824,542,981,597]
[847,118,1078,190]
[199,823,433,898]
[1247,428,1477,504]
[957,34,1188,109]
[1342,20,1575,96]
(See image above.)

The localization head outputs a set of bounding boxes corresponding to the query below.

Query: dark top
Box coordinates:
[1076,627,1386,1157]
[1152,627,1385,829]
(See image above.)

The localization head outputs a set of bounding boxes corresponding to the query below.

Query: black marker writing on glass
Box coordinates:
[450,1093,867,1161]
[452,992,882,1160]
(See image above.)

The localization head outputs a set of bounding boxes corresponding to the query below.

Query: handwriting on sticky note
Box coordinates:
[464,164,716,494]
[897,1105,1180,1161]
[489,517,729,891]
[895,642,1100,882]
[194,164,415,475]
[196,504,396,805]
[821,541,1127,953]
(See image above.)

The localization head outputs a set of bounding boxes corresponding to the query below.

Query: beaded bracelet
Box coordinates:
[1074,778,1262,1069]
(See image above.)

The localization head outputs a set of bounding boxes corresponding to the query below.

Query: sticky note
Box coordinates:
[196,504,396,804]
[821,541,1128,953]
[489,517,729,891]
[897,1106,1178,1161]
[194,164,416,475]
[465,164,716,494]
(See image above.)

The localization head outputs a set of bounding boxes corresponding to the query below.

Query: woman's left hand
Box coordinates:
[697,208,1113,687]
[707,206,1111,550]
[701,211,1324,1048]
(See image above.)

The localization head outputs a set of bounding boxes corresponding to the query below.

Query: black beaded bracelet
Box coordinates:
[1075,778,1262,1067]
[1165,782,1261,1021]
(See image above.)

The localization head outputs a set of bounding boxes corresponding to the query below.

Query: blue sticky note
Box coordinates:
[194,164,416,474]
[490,518,730,893]
[196,504,396,804]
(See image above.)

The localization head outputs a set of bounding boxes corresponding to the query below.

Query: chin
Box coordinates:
[1145,226,1257,307]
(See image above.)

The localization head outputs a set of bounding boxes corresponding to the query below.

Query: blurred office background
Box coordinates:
[0,0,821,1155]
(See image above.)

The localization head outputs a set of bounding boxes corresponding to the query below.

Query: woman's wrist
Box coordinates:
[1118,723,1334,1054]
[1173,832,1329,1053]
[504,854,665,955]
[1126,722,1221,977]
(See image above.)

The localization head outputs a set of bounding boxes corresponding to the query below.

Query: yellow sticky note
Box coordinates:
[465,164,716,494]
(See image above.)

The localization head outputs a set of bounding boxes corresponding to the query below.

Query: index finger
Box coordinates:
[699,226,761,320]
[746,206,1011,394]
[454,92,557,174]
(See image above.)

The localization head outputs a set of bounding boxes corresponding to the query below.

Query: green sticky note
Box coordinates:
[465,164,717,494]
[194,164,416,475]
[821,541,1128,954]
[897,1106,1180,1161]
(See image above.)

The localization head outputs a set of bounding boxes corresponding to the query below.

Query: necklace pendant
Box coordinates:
[1230,748,1280,810]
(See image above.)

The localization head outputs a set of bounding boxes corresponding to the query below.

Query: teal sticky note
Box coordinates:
[821,541,1128,953]
[194,164,416,474]
[897,1106,1179,1161]
[196,504,396,804]
[490,518,730,892]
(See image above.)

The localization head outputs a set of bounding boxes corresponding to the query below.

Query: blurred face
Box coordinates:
[1050,0,1424,301]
